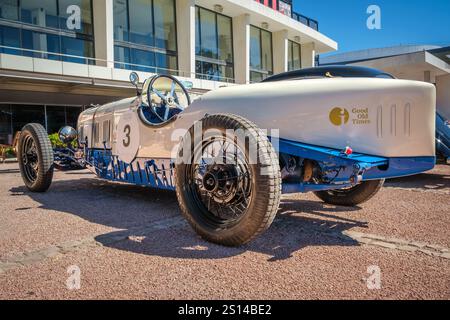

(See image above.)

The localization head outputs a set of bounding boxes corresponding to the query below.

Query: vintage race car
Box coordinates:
[17,66,436,246]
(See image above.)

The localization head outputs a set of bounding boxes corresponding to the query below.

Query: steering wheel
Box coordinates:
[146,74,191,123]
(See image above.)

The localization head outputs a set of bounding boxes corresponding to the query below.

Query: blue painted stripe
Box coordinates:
[87,139,435,194]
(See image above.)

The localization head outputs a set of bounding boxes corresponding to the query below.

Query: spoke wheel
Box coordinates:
[21,135,39,183]
[191,135,253,227]
[175,114,281,247]
[18,123,54,192]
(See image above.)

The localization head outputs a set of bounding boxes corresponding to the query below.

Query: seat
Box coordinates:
[140,103,182,125]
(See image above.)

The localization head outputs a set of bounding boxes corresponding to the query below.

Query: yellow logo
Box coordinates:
[329,107,350,126]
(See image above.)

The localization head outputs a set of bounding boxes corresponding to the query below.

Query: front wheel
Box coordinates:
[18,123,54,192]
[175,114,281,247]
[314,179,384,207]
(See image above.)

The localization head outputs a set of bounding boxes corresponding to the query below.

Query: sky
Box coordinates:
[292,0,450,55]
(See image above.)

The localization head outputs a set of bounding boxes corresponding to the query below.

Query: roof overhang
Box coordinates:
[196,0,338,53]
[349,51,450,81]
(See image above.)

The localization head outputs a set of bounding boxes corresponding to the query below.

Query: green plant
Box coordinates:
[5,147,15,157]
[48,133,78,149]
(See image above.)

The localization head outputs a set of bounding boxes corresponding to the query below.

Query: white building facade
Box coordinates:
[0,0,337,144]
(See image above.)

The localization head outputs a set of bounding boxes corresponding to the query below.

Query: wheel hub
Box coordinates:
[202,172,218,192]
[22,153,28,165]
[200,165,239,204]
[166,96,175,105]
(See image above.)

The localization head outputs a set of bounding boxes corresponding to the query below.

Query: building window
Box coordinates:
[0,25,21,55]
[60,35,94,64]
[195,6,234,83]
[288,40,301,71]
[0,105,13,145]
[250,25,273,83]
[12,105,46,135]
[0,0,95,64]
[154,0,176,51]
[0,104,83,144]
[46,105,67,134]
[0,0,19,21]
[46,105,82,134]
[19,0,59,29]
[113,0,178,75]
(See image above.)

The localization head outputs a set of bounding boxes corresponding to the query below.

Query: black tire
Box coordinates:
[18,123,54,192]
[314,179,384,207]
[436,151,448,165]
[175,114,281,247]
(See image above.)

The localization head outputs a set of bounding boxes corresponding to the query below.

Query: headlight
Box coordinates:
[58,126,78,144]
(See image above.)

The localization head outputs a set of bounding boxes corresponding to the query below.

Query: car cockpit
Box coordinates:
[129,72,192,126]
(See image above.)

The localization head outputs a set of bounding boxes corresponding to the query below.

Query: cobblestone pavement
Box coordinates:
[0,163,449,299]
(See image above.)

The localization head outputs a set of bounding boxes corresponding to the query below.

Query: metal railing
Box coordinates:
[292,12,319,31]
[0,45,236,84]
[256,0,319,31]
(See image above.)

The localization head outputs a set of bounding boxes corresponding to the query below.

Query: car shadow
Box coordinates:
[385,172,450,192]
[0,168,20,174]
[10,176,366,261]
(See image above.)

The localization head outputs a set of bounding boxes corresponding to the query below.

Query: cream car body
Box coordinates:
[79,77,435,161]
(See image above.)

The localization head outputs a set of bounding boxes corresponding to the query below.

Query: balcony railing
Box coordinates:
[291,12,319,31]
[0,45,236,84]
[255,0,319,31]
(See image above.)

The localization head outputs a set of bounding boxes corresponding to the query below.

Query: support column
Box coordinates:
[93,0,114,68]
[436,74,450,119]
[273,30,289,74]
[176,0,196,78]
[233,14,250,84]
[301,42,316,68]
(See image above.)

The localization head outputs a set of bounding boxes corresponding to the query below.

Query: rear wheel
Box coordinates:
[314,179,384,206]
[175,114,281,247]
[18,123,54,192]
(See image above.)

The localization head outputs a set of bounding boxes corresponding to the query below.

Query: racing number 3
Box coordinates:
[123,125,131,147]
[117,111,139,164]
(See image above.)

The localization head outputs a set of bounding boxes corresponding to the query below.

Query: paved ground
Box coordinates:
[0,163,448,300]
